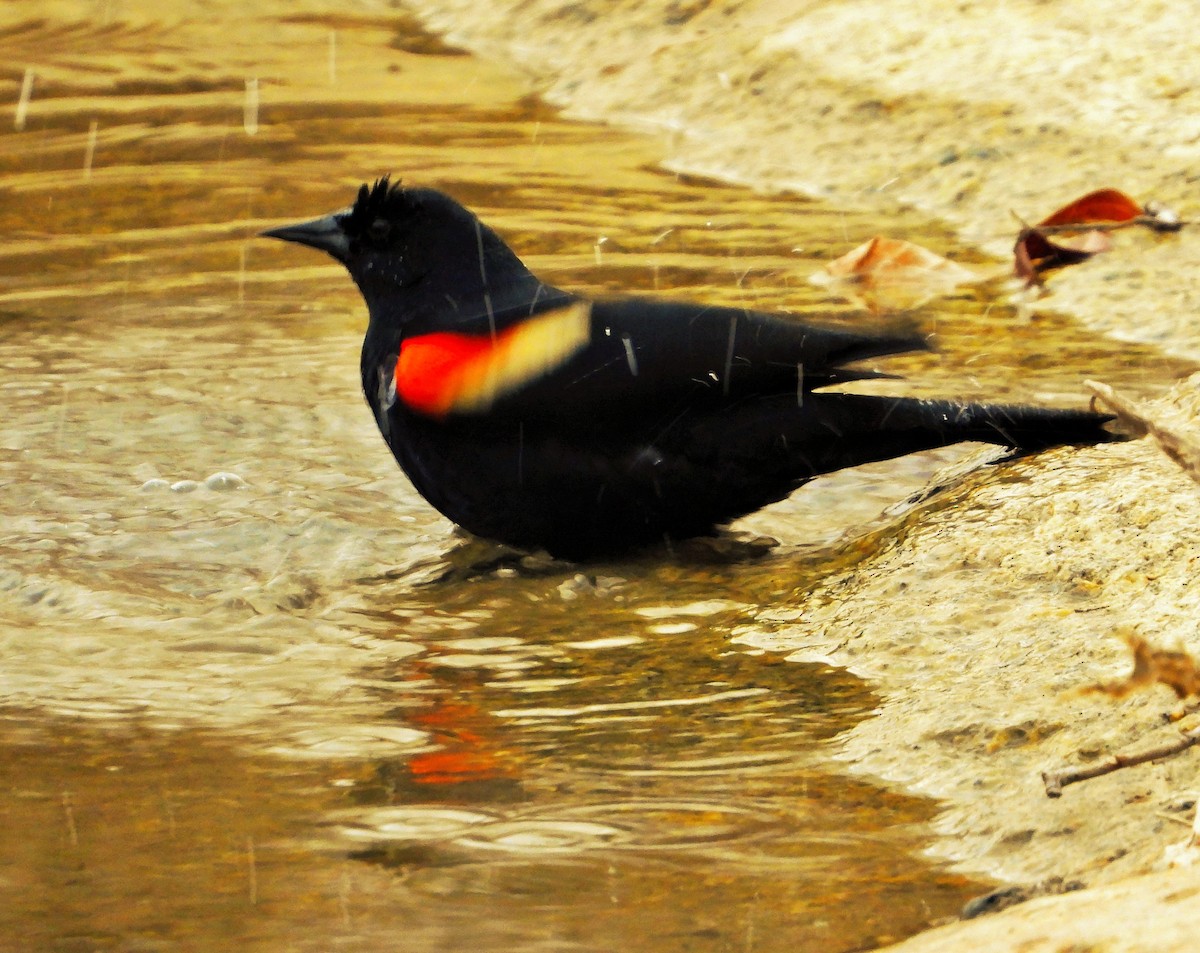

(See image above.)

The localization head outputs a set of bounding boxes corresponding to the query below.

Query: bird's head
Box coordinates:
[262,177,540,330]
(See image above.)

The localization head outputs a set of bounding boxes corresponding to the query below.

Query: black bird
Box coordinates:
[263,178,1118,559]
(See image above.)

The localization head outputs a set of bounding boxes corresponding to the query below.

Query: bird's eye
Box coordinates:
[367,218,391,241]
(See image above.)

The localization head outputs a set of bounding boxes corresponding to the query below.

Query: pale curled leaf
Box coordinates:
[1085,379,1200,484]
[1041,230,1112,255]
[813,236,978,313]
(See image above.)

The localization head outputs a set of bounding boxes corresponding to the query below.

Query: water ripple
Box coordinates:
[336,799,782,856]
[492,687,770,720]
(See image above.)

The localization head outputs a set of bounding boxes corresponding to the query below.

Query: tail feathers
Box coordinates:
[824,327,930,368]
[875,397,1123,452]
[801,327,930,389]
[691,393,1123,484]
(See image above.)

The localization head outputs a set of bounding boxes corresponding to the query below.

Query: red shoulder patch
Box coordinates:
[395,301,592,417]
[395,333,493,417]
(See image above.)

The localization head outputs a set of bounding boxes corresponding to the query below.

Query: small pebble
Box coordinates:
[557,573,595,600]
[204,471,247,491]
[170,480,201,493]
[139,479,170,491]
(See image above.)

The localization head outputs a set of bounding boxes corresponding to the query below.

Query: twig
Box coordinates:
[62,791,78,848]
[1010,206,1186,236]
[246,835,257,904]
[1154,811,1196,827]
[1033,216,1187,235]
[1042,724,1200,797]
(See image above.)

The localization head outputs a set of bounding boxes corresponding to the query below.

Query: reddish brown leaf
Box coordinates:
[1038,188,1143,228]
[1013,227,1099,284]
[1015,189,1136,284]
[1014,188,1184,285]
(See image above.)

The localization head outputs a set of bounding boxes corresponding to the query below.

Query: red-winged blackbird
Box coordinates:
[263,177,1119,559]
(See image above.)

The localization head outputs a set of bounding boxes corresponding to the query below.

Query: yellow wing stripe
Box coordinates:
[395,301,592,417]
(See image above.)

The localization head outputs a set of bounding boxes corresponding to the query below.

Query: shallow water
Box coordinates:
[1,2,1193,951]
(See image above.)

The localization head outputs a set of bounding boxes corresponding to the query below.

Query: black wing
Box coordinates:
[480,296,927,424]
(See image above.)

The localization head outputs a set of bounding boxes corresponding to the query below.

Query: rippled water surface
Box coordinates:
[1,2,1192,952]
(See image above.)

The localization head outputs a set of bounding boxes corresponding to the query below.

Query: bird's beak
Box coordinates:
[261,214,350,262]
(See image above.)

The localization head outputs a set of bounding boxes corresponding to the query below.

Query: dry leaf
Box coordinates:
[1087,628,1200,702]
[813,235,977,313]
[1038,188,1144,228]
[1014,227,1105,283]
[1162,805,1200,869]
[1085,379,1200,484]
[1013,188,1184,285]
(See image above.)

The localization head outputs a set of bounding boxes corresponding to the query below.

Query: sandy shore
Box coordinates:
[403,2,1200,948]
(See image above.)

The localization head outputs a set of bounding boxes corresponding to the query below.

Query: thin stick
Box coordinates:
[15,68,33,130]
[1154,811,1195,828]
[244,78,259,136]
[1033,216,1187,235]
[83,120,98,179]
[339,865,351,927]
[1042,724,1200,797]
[1011,209,1185,238]
[62,791,78,847]
[246,835,258,904]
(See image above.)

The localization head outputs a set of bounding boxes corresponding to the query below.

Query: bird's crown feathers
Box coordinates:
[344,175,407,234]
